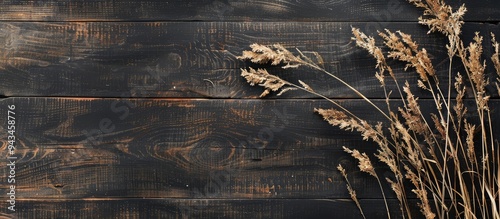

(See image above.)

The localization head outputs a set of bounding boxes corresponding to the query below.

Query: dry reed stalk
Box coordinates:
[237,0,500,218]
[337,164,367,219]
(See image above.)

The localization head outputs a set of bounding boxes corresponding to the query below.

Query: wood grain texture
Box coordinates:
[1,1,499,218]
[0,98,497,202]
[0,22,498,98]
[0,199,427,219]
[0,98,387,200]
[0,0,497,22]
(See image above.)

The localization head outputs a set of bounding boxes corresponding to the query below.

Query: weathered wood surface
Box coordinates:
[0,22,498,98]
[0,98,387,200]
[1,0,499,218]
[0,0,497,22]
[0,98,496,204]
[0,199,423,219]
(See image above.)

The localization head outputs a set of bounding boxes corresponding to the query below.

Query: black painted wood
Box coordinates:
[0,22,498,98]
[1,0,499,218]
[0,0,497,22]
[0,98,386,200]
[0,199,428,219]
[0,98,497,202]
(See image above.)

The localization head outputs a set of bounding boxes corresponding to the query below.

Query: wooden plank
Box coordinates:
[0,98,497,201]
[0,198,424,219]
[0,147,387,199]
[0,0,497,22]
[0,199,424,219]
[0,22,498,98]
[0,98,387,200]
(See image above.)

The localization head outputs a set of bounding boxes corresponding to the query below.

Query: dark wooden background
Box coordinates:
[0,1,499,218]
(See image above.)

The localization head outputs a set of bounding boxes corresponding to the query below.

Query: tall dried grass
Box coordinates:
[238,0,500,218]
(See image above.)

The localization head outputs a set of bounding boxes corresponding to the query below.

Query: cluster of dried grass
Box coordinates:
[238,0,500,218]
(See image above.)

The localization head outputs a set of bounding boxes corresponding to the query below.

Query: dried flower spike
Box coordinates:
[342,146,376,177]
[238,43,304,68]
[379,29,435,82]
[240,67,287,97]
[337,164,367,219]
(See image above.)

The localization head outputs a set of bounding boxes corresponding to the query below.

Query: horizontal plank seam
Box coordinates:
[0,20,495,24]
[11,198,429,201]
[0,96,497,101]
